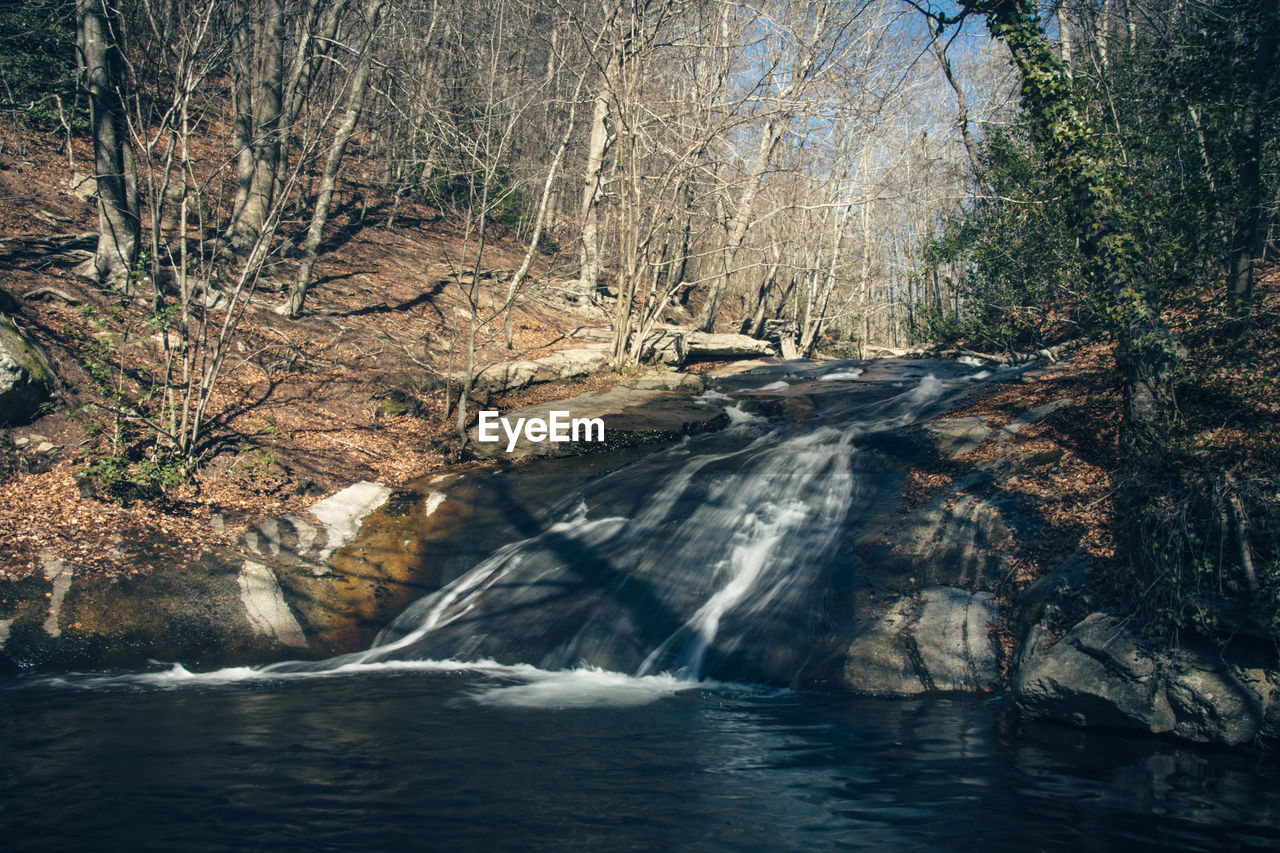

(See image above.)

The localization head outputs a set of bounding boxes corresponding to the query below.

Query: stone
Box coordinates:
[40,552,71,639]
[619,370,706,392]
[926,416,991,459]
[687,329,775,360]
[1014,612,1280,746]
[853,489,1010,592]
[0,314,57,426]
[832,587,999,695]
[633,326,688,365]
[1001,398,1075,436]
[632,325,776,367]
[238,559,308,648]
[306,481,392,561]
[469,346,611,394]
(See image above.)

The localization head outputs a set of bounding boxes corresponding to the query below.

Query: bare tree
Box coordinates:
[284,0,387,317]
[77,0,140,287]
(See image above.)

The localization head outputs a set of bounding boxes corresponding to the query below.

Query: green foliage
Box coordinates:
[488,187,530,232]
[418,165,538,236]
[935,0,1278,352]
[70,298,195,503]
[944,0,1280,648]
[229,448,279,484]
[0,1,81,129]
[79,448,190,504]
[921,123,1088,350]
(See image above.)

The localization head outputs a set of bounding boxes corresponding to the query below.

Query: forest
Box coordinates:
[1,0,1278,654]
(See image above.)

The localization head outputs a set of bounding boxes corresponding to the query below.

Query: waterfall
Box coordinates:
[48,361,997,697]
[287,364,974,686]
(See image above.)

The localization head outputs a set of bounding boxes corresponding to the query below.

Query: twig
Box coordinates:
[324,434,381,457]
[86,401,179,444]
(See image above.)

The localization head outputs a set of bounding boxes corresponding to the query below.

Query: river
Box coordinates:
[3,668,1278,850]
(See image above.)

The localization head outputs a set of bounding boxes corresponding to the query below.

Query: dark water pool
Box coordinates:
[2,668,1277,851]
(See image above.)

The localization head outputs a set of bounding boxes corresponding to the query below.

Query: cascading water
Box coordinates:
[249,361,995,689]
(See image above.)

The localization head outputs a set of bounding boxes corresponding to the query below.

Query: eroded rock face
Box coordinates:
[1015,613,1280,746]
[853,473,1011,593]
[0,480,436,671]
[0,314,57,426]
[818,587,1000,695]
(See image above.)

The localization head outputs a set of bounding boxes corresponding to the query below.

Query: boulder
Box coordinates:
[0,480,456,671]
[633,326,688,365]
[633,325,775,366]
[618,370,706,392]
[926,416,991,459]
[0,314,57,426]
[853,472,1011,592]
[468,346,611,394]
[687,329,776,360]
[1015,612,1280,745]
[813,587,1000,695]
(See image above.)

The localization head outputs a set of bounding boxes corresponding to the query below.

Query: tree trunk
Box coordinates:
[576,88,611,298]
[275,0,348,207]
[502,40,597,347]
[227,0,285,257]
[77,0,139,288]
[1055,0,1073,78]
[744,243,782,338]
[694,116,784,333]
[1227,0,1280,311]
[285,1,384,318]
[929,16,981,176]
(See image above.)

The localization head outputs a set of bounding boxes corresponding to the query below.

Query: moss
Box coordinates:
[1028,449,1065,467]
[0,315,58,426]
[1027,600,1047,626]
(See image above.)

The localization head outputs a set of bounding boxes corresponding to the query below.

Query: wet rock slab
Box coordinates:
[805,587,1000,695]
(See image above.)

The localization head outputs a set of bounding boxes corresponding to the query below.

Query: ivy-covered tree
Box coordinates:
[920,0,1280,644]
[925,0,1178,457]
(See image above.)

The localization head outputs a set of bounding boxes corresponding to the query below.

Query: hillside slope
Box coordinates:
[0,122,621,581]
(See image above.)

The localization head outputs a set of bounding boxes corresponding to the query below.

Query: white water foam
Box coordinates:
[819,369,864,381]
[35,657,785,710]
[467,667,789,709]
[909,373,944,404]
[34,657,535,690]
[752,380,790,391]
[467,667,690,709]
[693,389,733,405]
[724,404,764,425]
